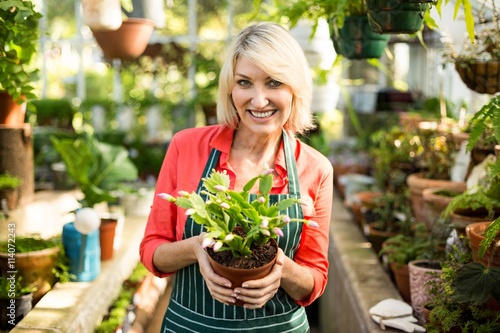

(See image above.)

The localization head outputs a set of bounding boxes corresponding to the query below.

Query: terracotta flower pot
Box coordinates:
[389,261,411,303]
[466,221,500,268]
[0,92,26,126]
[422,183,467,230]
[207,238,278,306]
[450,209,499,237]
[99,218,118,260]
[366,222,400,255]
[91,18,155,60]
[0,247,60,304]
[406,173,465,229]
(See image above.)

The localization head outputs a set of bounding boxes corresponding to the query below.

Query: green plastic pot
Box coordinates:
[330,15,390,60]
[366,0,431,34]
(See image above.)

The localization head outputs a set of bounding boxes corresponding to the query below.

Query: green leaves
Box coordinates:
[452,262,500,305]
[166,168,308,258]
[51,135,138,208]
[0,0,41,101]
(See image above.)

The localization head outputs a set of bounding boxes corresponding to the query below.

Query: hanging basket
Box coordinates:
[366,0,431,34]
[330,15,390,60]
[454,60,500,95]
[91,18,155,60]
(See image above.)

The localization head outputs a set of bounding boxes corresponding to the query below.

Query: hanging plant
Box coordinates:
[442,1,500,94]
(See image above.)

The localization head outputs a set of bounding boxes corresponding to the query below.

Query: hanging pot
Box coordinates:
[454,60,500,95]
[329,15,390,60]
[366,0,431,34]
[91,18,155,60]
[81,0,122,31]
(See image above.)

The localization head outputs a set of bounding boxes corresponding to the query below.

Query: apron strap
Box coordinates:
[282,130,300,198]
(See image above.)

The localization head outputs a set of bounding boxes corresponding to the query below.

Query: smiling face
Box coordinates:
[231,56,293,137]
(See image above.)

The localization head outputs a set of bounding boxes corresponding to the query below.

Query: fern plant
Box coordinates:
[443,95,500,259]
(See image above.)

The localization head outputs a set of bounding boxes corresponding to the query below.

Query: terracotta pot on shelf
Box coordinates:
[99,217,118,260]
[0,246,60,305]
[389,262,411,303]
[406,172,465,229]
[91,18,155,60]
[450,209,499,238]
[466,221,500,268]
[207,238,278,306]
[366,222,400,255]
[348,190,382,230]
[0,92,26,126]
[422,183,467,230]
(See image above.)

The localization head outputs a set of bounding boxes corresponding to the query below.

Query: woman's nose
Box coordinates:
[251,88,269,109]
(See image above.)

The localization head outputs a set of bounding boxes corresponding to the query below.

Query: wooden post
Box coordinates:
[0,124,35,207]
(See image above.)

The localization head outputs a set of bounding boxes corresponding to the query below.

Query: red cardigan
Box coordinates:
[139,125,333,306]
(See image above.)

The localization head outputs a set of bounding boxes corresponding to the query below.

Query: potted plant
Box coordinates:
[0,276,33,330]
[443,25,500,95]
[424,243,500,332]
[51,134,138,262]
[253,0,390,59]
[0,236,68,305]
[0,0,42,125]
[379,223,436,303]
[87,0,160,61]
[365,0,432,34]
[363,189,413,254]
[0,173,22,211]
[443,95,500,241]
[406,122,465,227]
[158,167,317,305]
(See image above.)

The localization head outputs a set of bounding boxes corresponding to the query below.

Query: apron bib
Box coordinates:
[162,131,309,333]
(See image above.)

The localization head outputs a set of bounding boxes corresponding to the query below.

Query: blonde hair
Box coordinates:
[217,22,315,135]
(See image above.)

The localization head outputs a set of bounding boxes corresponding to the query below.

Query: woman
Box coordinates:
[140,22,334,332]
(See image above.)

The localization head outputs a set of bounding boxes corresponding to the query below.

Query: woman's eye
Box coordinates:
[268,80,282,88]
[237,79,251,87]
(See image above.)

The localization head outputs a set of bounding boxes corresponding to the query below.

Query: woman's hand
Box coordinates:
[231,248,285,309]
[195,234,238,305]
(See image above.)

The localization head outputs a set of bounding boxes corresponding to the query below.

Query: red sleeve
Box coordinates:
[139,134,181,277]
[293,143,334,307]
[139,125,225,277]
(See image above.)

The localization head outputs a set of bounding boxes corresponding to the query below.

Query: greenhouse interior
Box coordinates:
[1,0,500,332]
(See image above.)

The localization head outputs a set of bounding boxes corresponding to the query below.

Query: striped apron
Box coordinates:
[161,131,309,333]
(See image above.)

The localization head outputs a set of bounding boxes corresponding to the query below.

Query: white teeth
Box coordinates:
[250,110,275,118]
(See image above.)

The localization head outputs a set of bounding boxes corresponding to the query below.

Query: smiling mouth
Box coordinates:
[249,110,277,118]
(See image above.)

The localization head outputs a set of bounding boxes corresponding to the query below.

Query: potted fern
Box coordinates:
[443,95,500,262]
